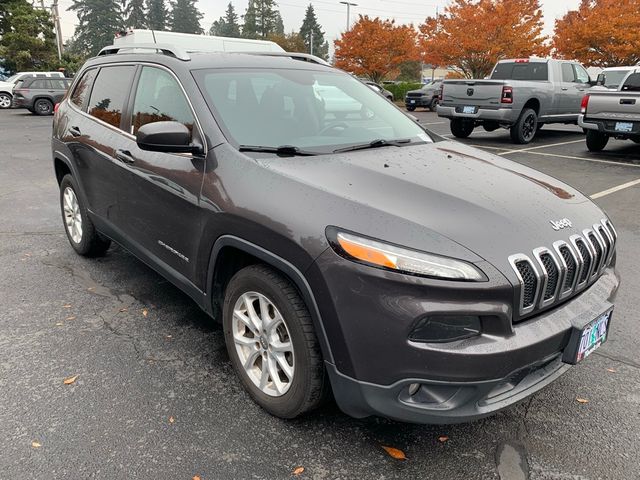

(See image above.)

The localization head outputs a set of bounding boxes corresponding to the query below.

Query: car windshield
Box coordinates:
[193,67,431,153]
[603,70,632,89]
[5,74,19,84]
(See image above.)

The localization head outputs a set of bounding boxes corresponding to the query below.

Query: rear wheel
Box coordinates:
[428,97,439,112]
[450,118,474,138]
[0,92,12,109]
[59,175,111,257]
[223,265,328,419]
[510,108,538,144]
[34,98,53,116]
[585,130,609,152]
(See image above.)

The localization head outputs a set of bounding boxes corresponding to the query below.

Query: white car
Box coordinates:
[0,71,65,109]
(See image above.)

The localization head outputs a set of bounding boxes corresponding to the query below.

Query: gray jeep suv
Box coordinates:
[51,45,619,423]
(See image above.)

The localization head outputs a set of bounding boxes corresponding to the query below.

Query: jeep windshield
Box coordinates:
[193,68,431,154]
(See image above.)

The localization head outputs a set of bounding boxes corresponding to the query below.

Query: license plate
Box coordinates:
[563,308,612,364]
[410,100,416,104]
[615,122,633,132]
[463,106,475,114]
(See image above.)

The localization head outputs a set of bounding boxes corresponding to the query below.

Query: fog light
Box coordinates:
[408,383,421,396]
[409,315,481,343]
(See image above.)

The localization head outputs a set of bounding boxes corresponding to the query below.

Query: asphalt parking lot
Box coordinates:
[1,108,639,480]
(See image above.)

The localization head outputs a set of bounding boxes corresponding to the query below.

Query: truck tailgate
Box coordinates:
[442,80,507,108]
[586,91,640,122]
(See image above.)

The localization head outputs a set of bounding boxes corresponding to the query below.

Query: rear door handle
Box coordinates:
[115,149,135,165]
[561,87,569,91]
[620,98,636,105]
[69,126,81,137]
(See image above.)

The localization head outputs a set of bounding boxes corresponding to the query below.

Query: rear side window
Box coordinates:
[561,64,576,83]
[31,79,50,89]
[70,69,97,109]
[88,66,136,128]
[491,62,548,81]
[131,66,195,135]
[622,73,640,92]
[50,79,68,90]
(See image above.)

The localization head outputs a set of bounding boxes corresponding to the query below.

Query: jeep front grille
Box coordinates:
[509,218,616,318]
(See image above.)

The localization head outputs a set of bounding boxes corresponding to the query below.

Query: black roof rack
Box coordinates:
[97,43,191,61]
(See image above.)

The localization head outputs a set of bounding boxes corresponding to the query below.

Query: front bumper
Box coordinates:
[437,104,516,123]
[405,96,431,107]
[309,248,619,424]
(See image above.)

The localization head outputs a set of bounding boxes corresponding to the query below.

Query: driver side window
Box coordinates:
[574,64,590,84]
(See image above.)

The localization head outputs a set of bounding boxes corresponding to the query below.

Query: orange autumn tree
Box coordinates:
[554,0,640,67]
[419,0,550,79]
[334,16,419,83]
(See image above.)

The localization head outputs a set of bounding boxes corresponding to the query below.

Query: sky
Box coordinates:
[55,0,581,49]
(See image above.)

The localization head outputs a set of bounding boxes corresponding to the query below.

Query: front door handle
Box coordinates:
[115,149,135,165]
[561,87,569,91]
[69,126,81,137]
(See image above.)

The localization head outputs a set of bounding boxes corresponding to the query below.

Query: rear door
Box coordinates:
[558,63,589,114]
[116,65,206,282]
[66,65,138,226]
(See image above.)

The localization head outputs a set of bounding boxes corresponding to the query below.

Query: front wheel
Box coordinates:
[450,118,474,138]
[428,97,439,112]
[59,175,111,256]
[585,130,609,152]
[406,105,416,112]
[0,92,12,109]
[223,265,328,419]
[510,108,538,144]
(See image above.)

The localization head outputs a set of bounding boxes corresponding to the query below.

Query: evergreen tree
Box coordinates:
[209,2,240,37]
[242,0,281,39]
[124,0,147,28]
[68,0,123,57]
[169,0,203,34]
[147,0,167,30]
[299,4,328,60]
[0,0,57,72]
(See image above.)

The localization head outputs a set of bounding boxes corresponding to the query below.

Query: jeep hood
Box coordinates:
[255,141,606,275]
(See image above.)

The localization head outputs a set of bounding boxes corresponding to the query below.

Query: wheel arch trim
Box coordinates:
[206,235,335,364]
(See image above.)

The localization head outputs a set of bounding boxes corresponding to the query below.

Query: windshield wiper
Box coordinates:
[333,138,412,153]
[238,145,318,156]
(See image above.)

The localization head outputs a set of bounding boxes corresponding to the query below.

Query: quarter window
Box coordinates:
[87,66,136,128]
[131,66,195,135]
[70,68,97,110]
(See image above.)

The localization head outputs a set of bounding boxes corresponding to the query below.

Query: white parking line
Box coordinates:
[590,178,640,199]
[497,139,586,155]
[518,150,640,168]
[422,121,446,126]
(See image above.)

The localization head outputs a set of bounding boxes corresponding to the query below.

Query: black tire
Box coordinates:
[428,97,439,112]
[0,92,11,109]
[34,98,53,116]
[406,105,416,112]
[59,174,111,257]
[510,108,538,144]
[223,264,328,419]
[585,130,609,152]
[450,118,474,138]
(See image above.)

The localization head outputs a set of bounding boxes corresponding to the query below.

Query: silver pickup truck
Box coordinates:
[437,58,594,144]
[579,68,640,151]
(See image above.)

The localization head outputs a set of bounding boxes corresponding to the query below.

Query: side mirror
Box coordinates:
[595,73,605,86]
[136,121,202,154]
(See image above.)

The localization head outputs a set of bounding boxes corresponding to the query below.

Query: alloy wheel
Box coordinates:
[232,291,295,397]
[0,94,11,109]
[522,113,536,141]
[63,187,83,244]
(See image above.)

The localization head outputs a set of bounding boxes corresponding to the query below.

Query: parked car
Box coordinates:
[579,68,640,151]
[437,58,596,144]
[0,71,65,109]
[12,76,72,115]
[592,66,637,91]
[405,79,442,111]
[363,81,393,101]
[52,43,619,424]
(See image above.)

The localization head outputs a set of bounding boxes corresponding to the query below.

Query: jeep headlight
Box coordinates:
[329,230,486,281]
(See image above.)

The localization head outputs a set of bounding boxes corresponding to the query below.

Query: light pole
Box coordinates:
[339,1,358,31]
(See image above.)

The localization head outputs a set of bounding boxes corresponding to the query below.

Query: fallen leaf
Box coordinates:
[381,445,406,460]
[438,435,449,443]
[87,287,95,292]
[576,397,589,404]
[31,441,41,448]
[66,316,76,321]
[142,309,148,317]
[63,375,79,385]
[169,416,175,424]
[63,304,72,308]
[24,253,31,257]
[166,335,172,339]
[292,466,305,475]
[606,368,617,373]
[55,322,64,326]
[119,307,128,312]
